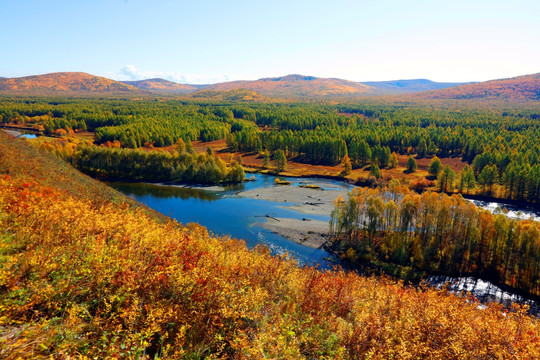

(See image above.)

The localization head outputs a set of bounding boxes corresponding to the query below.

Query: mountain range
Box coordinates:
[0,71,538,101]
[362,79,468,94]
[201,74,373,97]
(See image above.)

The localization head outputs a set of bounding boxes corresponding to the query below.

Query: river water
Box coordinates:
[1,129,38,139]
[109,174,352,268]
[467,198,540,222]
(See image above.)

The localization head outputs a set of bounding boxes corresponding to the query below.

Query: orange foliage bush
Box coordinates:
[408,177,435,190]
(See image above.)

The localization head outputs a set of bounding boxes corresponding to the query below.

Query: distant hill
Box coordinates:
[202,75,469,97]
[0,72,140,93]
[363,79,467,94]
[191,88,268,102]
[205,74,373,98]
[1,72,538,100]
[121,78,202,94]
[414,73,540,101]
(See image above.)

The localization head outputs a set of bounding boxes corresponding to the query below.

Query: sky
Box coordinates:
[1,0,538,84]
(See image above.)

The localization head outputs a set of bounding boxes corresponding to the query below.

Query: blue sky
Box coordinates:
[1,0,538,83]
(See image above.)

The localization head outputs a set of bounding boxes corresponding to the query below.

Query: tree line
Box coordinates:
[46,141,246,184]
[74,145,245,184]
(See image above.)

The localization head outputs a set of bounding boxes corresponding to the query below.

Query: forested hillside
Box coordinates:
[204,74,373,97]
[122,78,201,93]
[415,73,540,101]
[0,72,140,93]
[2,123,540,359]
[363,79,467,94]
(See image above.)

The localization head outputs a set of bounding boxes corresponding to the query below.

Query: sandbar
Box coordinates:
[239,183,350,248]
[259,217,331,249]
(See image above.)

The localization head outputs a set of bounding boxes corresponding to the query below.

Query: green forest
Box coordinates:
[73,145,245,184]
[1,97,539,202]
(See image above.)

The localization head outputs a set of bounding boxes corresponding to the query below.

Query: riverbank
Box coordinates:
[153,182,226,192]
[238,181,349,248]
[2,129,23,137]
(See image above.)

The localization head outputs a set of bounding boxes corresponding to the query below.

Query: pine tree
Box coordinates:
[370,164,381,179]
[357,140,372,166]
[458,165,476,193]
[262,151,270,168]
[428,156,443,178]
[274,149,287,172]
[417,138,427,158]
[438,165,456,192]
[406,156,417,173]
[478,164,498,193]
[389,152,399,169]
[175,138,186,153]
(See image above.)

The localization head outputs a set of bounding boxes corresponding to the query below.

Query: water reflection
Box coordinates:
[427,276,538,315]
[109,182,220,201]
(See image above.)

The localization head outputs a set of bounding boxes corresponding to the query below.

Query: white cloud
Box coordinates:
[105,65,231,85]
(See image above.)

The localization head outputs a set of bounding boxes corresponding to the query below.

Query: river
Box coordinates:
[108,174,353,268]
[109,174,539,312]
[1,128,38,139]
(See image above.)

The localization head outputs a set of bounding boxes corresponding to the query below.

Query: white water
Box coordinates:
[427,276,538,314]
[468,199,540,222]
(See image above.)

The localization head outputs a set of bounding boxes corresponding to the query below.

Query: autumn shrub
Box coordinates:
[409,176,435,190]
[354,175,380,188]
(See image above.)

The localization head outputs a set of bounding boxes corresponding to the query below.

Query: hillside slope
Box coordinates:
[0,132,539,358]
[191,88,269,101]
[206,74,373,98]
[0,131,126,203]
[121,78,201,94]
[0,72,141,93]
[415,73,540,101]
[363,79,466,94]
